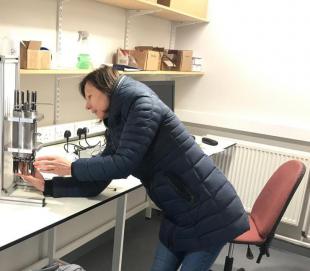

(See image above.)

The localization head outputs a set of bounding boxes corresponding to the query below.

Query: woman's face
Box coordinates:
[84,82,110,120]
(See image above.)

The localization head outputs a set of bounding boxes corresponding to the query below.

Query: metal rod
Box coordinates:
[47,228,56,266]
[227,243,235,257]
[112,194,128,271]
[16,90,19,108]
[0,57,5,193]
[14,90,17,109]
[0,196,45,206]
[301,191,310,240]
[34,91,37,111]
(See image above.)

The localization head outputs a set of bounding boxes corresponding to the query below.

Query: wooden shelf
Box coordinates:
[20,69,92,75]
[95,0,208,22]
[20,69,204,77]
[123,70,204,76]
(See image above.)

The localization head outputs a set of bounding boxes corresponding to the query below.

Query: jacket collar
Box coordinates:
[104,75,128,127]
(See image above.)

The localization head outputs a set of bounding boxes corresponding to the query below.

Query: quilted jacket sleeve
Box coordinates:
[44,177,109,197]
[71,95,161,183]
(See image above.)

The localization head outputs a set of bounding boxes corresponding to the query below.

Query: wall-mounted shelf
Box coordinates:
[20,69,204,77]
[122,71,204,76]
[20,69,92,75]
[95,0,208,23]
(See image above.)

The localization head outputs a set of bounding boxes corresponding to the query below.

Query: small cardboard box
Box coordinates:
[115,48,130,66]
[161,50,193,71]
[113,48,139,68]
[177,50,193,71]
[20,41,51,69]
[157,0,171,7]
[131,49,160,71]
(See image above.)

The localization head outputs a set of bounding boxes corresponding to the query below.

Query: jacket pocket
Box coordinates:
[166,173,198,206]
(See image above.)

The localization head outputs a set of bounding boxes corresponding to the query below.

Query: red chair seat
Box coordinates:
[233,215,265,244]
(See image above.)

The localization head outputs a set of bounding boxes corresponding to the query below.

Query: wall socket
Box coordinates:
[55,123,75,141]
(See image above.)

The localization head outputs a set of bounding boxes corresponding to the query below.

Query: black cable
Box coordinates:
[64,130,71,153]
[63,128,105,158]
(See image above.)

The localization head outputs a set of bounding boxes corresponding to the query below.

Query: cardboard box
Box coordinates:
[131,49,160,71]
[115,48,130,66]
[20,41,51,69]
[157,0,171,7]
[114,48,139,69]
[177,50,193,71]
[135,46,165,70]
[161,50,193,71]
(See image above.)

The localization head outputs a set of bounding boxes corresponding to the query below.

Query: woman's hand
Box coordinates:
[16,170,45,192]
[33,155,72,176]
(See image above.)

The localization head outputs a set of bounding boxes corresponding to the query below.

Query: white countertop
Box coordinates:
[195,134,236,156]
[0,176,141,251]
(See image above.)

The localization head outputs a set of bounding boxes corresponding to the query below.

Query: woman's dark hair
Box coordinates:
[79,65,120,97]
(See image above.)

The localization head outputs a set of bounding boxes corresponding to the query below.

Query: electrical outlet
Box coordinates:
[37,119,104,144]
[74,120,89,137]
[55,123,75,141]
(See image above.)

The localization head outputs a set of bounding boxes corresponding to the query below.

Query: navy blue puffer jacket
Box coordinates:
[44,75,249,253]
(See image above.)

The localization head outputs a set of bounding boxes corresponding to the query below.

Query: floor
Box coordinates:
[63,210,310,271]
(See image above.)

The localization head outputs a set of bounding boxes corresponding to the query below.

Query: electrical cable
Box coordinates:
[63,129,104,158]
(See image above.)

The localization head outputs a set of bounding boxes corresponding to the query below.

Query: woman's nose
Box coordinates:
[85,102,90,110]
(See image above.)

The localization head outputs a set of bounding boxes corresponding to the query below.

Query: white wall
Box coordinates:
[0,0,171,125]
[175,0,310,142]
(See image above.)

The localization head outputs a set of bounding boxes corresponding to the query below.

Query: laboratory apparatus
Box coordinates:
[0,55,45,206]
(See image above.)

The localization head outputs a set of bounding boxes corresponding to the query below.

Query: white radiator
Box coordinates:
[212,141,310,226]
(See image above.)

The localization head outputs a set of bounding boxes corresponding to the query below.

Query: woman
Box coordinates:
[19,66,249,271]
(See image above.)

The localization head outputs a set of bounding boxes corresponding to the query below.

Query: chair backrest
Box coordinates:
[250,160,306,240]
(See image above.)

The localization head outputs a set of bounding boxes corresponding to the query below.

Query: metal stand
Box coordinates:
[0,196,45,207]
[0,56,45,207]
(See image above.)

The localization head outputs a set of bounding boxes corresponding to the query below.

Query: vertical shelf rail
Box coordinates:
[56,0,64,67]
[124,9,162,49]
[54,77,61,124]
[54,0,65,124]
[54,75,85,124]
[124,10,130,49]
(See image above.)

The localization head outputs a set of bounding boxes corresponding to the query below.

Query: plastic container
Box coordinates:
[76,31,92,69]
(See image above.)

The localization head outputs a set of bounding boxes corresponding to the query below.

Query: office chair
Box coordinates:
[223,160,306,271]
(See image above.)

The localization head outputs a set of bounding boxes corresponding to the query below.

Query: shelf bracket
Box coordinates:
[169,20,207,49]
[124,9,162,49]
[127,9,162,18]
[174,21,205,28]
[169,22,177,49]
